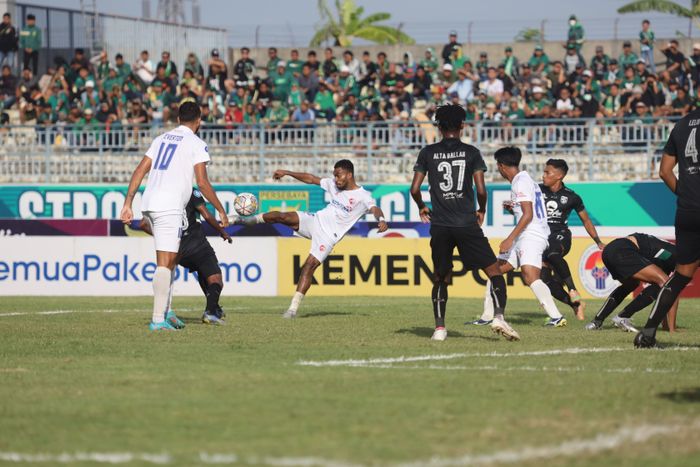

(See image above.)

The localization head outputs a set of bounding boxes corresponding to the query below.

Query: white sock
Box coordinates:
[289,291,304,312]
[152,267,172,323]
[530,279,563,319]
[481,280,495,321]
[165,269,175,312]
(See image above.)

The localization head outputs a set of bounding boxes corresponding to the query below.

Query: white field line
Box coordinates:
[0,309,131,317]
[397,418,700,467]
[2,419,699,465]
[297,346,699,368]
[353,364,679,374]
[0,451,171,464]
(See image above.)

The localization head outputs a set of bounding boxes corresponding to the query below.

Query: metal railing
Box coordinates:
[0,117,675,184]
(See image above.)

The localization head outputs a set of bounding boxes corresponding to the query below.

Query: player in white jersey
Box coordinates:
[478,147,566,327]
[232,160,388,318]
[119,102,229,331]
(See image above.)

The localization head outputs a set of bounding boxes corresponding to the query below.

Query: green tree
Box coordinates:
[310,0,415,47]
[514,27,542,42]
[618,0,700,28]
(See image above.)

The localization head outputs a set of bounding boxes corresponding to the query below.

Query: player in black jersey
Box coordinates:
[410,104,519,342]
[635,110,700,348]
[540,159,605,320]
[141,188,232,326]
[586,233,677,333]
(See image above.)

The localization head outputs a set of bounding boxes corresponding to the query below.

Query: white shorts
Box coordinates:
[296,211,336,262]
[498,233,548,270]
[142,210,187,253]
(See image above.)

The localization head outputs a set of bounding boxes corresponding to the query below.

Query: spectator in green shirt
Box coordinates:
[501,46,519,79]
[313,82,336,121]
[271,61,294,102]
[528,45,550,76]
[476,51,489,80]
[639,19,655,73]
[567,15,585,51]
[590,46,610,81]
[267,47,281,76]
[420,47,439,78]
[19,14,41,75]
[619,41,639,70]
[287,49,304,78]
[114,53,131,80]
[94,50,110,81]
[102,67,123,95]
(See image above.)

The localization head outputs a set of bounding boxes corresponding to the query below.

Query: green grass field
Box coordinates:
[1,295,700,467]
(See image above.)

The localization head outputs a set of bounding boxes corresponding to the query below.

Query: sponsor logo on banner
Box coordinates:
[578,244,619,298]
[259,191,309,213]
[0,237,277,296]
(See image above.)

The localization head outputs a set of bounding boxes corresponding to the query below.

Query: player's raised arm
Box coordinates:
[369,206,388,233]
[410,171,431,223]
[194,162,229,227]
[120,155,152,224]
[273,169,321,185]
[197,203,232,243]
[473,170,487,226]
[577,209,605,249]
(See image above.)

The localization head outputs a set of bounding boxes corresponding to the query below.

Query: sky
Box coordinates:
[15,0,700,46]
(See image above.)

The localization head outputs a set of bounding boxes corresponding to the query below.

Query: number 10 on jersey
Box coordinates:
[153,143,178,171]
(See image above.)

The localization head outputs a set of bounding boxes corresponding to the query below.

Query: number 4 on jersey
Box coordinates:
[685,127,698,164]
[153,142,178,171]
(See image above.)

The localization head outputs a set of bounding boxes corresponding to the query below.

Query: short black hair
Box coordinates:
[269,47,277,52]
[494,146,522,167]
[178,101,201,123]
[3,13,10,18]
[434,103,466,131]
[116,53,123,60]
[334,159,354,175]
[241,47,249,53]
[546,158,569,174]
[308,50,316,56]
[344,50,353,57]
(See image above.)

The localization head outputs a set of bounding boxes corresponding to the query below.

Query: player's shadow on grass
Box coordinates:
[396,327,501,340]
[657,387,700,404]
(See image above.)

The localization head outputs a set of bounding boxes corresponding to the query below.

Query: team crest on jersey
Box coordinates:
[578,245,619,298]
[560,195,568,204]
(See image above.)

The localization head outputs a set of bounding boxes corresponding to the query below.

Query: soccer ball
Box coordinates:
[234,192,258,217]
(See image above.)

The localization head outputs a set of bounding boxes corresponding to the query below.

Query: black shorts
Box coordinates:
[179,240,221,279]
[543,229,572,258]
[675,208,700,265]
[430,224,497,277]
[602,238,651,281]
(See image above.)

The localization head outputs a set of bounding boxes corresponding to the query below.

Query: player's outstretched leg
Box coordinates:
[546,250,581,303]
[522,265,566,327]
[283,254,321,319]
[232,211,300,229]
[541,266,584,320]
[164,268,185,329]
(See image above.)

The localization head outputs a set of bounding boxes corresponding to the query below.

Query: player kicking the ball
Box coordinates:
[233,159,388,318]
[120,102,229,331]
[411,104,518,342]
[477,146,566,327]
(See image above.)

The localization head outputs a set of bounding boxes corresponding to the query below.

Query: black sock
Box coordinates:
[490,275,507,317]
[432,281,448,328]
[206,283,223,314]
[542,267,576,310]
[594,281,637,324]
[643,273,691,335]
[547,253,575,291]
[618,285,660,318]
[197,273,208,295]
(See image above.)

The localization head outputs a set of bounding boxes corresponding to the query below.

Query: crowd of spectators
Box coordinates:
[0,12,697,135]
